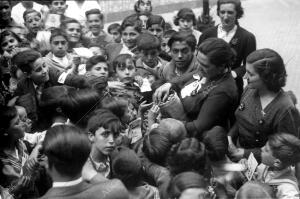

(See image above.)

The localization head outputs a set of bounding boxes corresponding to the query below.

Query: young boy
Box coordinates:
[13,49,89,130]
[135,33,168,86]
[85,9,113,48]
[23,9,51,54]
[44,28,77,73]
[46,0,71,29]
[256,133,300,199]
[107,23,122,43]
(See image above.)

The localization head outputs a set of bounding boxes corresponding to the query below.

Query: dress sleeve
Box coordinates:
[185,92,231,138]
[276,107,300,138]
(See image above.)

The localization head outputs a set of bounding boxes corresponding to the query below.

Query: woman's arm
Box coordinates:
[185,92,232,139]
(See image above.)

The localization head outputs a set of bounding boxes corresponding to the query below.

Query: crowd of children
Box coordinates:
[0,0,300,199]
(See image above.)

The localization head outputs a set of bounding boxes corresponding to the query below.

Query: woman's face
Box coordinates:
[219,3,237,31]
[8,114,25,141]
[1,35,19,53]
[245,62,264,89]
[138,0,151,13]
[122,26,140,49]
[65,22,81,43]
[196,52,224,80]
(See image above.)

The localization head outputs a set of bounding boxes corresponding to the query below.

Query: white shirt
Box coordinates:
[52,177,83,188]
[217,24,237,43]
[52,55,70,69]
[65,1,101,26]
[181,74,206,98]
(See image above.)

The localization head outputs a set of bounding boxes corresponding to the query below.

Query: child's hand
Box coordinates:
[147,104,160,123]
[72,54,81,66]
[138,101,153,117]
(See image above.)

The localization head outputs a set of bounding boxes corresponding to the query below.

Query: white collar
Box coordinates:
[52,177,82,188]
[217,24,237,43]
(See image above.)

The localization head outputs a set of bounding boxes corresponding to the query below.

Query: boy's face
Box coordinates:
[29,57,49,85]
[161,37,170,53]
[0,1,11,21]
[25,12,42,33]
[88,62,108,78]
[50,0,67,15]
[110,29,121,43]
[51,35,68,58]
[65,22,81,43]
[261,142,278,167]
[148,24,164,39]
[87,14,103,36]
[141,49,160,68]
[116,58,136,82]
[89,127,117,156]
[17,106,32,133]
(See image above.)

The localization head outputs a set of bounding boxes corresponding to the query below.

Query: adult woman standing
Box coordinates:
[228,49,300,162]
[154,38,239,139]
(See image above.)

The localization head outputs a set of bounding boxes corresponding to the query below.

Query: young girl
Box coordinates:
[146,15,165,40]
[0,106,41,198]
[174,8,201,43]
[0,30,27,97]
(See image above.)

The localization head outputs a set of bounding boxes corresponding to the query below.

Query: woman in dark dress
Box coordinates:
[154,38,239,139]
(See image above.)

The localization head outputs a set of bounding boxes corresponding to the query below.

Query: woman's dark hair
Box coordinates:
[246,48,286,92]
[43,125,91,177]
[167,138,206,175]
[167,172,208,199]
[146,15,165,29]
[12,49,41,73]
[143,127,173,165]
[50,28,68,43]
[0,30,22,54]
[217,0,244,22]
[87,108,122,137]
[174,8,197,26]
[112,148,142,189]
[121,14,143,33]
[61,89,101,129]
[85,55,108,71]
[203,126,228,162]
[197,38,235,68]
[168,31,197,52]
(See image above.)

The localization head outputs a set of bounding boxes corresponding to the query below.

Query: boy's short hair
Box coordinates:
[85,55,108,71]
[107,23,121,34]
[50,28,68,43]
[85,8,104,20]
[12,49,41,73]
[137,32,160,51]
[143,127,173,165]
[121,14,143,33]
[43,125,91,177]
[87,108,122,137]
[23,9,41,22]
[168,31,197,52]
[60,18,81,31]
[268,133,300,167]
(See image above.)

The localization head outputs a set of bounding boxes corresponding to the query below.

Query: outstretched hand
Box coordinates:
[153,83,172,104]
